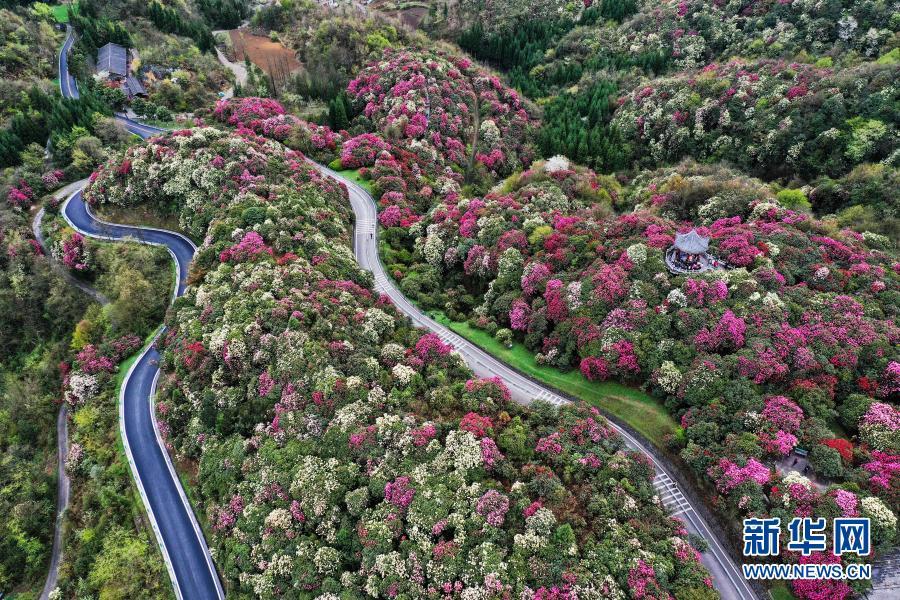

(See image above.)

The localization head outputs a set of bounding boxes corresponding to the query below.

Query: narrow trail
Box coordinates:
[465,83,481,181]
[32,181,107,600]
[212,29,249,99]
[38,406,70,600]
[32,203,110,306]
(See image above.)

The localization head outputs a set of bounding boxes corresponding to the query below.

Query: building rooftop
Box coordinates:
[97,42,127,77]
[125,75,146,97]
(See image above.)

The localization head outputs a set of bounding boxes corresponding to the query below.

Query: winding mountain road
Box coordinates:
[61,191,223,600]
[322,165,759,600]
[57,26,756,600]
[58,30,224,600]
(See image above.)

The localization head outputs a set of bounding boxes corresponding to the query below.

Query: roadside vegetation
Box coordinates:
[431,310,679,444]
[0,1,896,598]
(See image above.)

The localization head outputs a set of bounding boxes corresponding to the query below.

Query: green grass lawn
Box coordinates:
[337,168,375,195]
[51,3,74,23]
[430,311,679,446]
[769,582,796,600]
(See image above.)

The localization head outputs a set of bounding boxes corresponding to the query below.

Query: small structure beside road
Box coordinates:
[96,42,147,98]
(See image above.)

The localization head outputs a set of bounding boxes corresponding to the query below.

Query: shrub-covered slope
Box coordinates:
[383,158,900,596]
[83,127,716,598]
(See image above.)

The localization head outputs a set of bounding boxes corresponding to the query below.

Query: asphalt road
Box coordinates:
[56,24,755,599]
[61,191,223,600]
[58,26,79,100]
[58,29,224,600]
[318,163,760,600]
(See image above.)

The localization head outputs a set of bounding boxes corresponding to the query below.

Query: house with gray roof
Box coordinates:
[97,43,127,78]
[96,43,147,98]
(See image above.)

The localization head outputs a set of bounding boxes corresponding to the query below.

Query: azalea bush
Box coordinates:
[52,230,91,272]
[612,59,897,181]
[86,127,715,598]
[392,156,899,586]
[84,126,348,243]
[207,97,347,163]
[347,47,536,179]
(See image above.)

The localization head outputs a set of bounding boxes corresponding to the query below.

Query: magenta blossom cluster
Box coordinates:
[61,231,88,271]
[384,476,415,510]
[6,179,33,209]
[219,231,274,263]
[475,489,510,527]
[711,458,771,493]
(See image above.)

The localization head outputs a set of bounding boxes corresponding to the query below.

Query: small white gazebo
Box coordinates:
[665,229,726,274]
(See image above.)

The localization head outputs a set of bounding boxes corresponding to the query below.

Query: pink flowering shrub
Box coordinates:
[627,559,668,600]
[348,48,535,178]
[760,430,798,456]
[56,231,89,271]
[791,553,851,600]
[414,332,452,362]
[459,412,493,437]
[6,180,34,209]
[761,396,804,433]
[475,489,509,527]
[710,458,771,493]
[384,476,415,509]
[579,356,609,382]
[218,231,273,263]
[860,403,900,453]
[340,134,391,169]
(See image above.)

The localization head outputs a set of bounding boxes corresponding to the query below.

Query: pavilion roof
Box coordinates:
[673,229,710,254]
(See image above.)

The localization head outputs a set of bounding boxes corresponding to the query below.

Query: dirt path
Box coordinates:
[38,406,70,600]
[33,181,109,599]
[466,83,481,182]
[31,192,110,307]
[212,30,248,97]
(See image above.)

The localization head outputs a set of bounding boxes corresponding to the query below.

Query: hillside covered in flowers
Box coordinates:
[394,156,899,598]
[15,0,895,595]
[192,83,900,594]
[82,127,717,598]
[447,0,898,239]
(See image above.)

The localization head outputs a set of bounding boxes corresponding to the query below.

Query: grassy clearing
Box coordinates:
[430,311,679,446]
[51,4,72,23]
[769,583,795,600]
[337,168,375,195]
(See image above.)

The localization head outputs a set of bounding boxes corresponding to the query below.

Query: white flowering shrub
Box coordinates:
[85,126,716,598]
